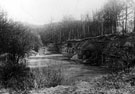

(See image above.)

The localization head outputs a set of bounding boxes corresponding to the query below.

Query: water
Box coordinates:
[27,54,69,68]
[28,54,108,84]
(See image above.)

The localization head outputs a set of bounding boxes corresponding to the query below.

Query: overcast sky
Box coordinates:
[0,0,107,25]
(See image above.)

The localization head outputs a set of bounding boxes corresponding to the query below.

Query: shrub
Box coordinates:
[31,65,64,89]
[103,36,135,72]
[95,74,126,90]
[92,70,135,94]
[0,60,35,93]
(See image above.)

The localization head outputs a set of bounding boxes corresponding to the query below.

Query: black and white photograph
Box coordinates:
[0,0,135,94]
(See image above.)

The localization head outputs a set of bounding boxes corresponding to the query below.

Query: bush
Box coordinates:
[95,74,126,90]
[31,65,64,89]
[92,70,135,94]
[0,60,35,93]
[103,37,135,72]
[0,59,64,93]
[47,43,60,53]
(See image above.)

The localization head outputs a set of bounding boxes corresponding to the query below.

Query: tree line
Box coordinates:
[39,0,135,45]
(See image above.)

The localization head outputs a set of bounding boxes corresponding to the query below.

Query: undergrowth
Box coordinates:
[31,65,64,89]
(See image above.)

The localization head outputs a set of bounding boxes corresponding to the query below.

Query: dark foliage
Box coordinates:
[0,11,41,93]
[79,48,102,66]
[103,34,135,72]
[75,34,135,72]
[0,60,34,92]
[47,43,60,53]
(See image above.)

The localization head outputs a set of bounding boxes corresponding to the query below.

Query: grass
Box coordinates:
[0,59,65,94]
[31,64,64,89]
[0,61,35,94]
[1,59,135,94]
[89,70,135,94]
[29,70,135,94]
[28,62,135,94]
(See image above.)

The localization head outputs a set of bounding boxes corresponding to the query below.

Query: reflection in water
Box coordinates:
[27,58,69,68]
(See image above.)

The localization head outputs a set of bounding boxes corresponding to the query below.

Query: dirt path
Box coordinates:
[28,54,108,84]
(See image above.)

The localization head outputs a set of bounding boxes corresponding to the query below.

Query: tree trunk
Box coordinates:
[125,5,128,33]
[133,8,135,32]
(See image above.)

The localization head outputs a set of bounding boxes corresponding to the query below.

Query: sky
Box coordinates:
[0,0,107,25]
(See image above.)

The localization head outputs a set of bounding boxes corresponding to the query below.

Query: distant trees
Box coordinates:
[102,0,123,33]
[39,0,135,45]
